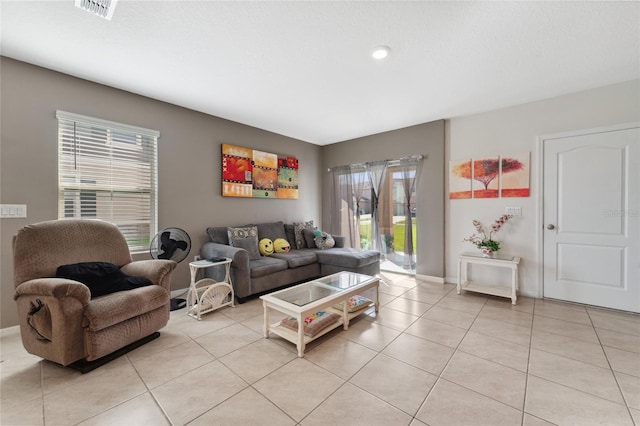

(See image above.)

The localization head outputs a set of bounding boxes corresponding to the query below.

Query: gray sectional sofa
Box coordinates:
[200,221,380,302]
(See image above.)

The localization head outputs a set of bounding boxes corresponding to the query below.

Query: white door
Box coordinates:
[543,124,640,313]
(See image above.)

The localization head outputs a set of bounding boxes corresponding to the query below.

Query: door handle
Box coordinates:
[547,224,555,230]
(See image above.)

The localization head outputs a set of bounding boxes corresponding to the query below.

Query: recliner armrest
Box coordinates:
[14,278,91,305]
[121,259,177,292]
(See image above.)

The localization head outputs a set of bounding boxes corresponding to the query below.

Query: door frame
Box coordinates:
[536,121,640,302]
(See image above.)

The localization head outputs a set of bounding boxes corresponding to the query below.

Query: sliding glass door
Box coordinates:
[329,157,420,275]
[378,164,417,274]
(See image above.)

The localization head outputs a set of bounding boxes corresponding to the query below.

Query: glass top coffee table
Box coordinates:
[260,272,380,357]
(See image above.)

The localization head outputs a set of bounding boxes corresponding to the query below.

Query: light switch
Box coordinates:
[505,206,522,216]
[0,204,27,218]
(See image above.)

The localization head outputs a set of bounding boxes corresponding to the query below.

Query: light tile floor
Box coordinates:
[1,271,639,425]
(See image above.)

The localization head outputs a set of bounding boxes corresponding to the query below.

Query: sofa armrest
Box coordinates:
[14,278,91,304]
[121,259,177,293]
[333,235,345,248]
[200,242,251,295]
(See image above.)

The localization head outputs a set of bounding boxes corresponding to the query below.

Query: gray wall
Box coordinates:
[0,57,322,328]
[321,121,445,279]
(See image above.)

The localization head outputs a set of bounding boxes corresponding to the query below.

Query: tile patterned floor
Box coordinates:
[1,271,639,425]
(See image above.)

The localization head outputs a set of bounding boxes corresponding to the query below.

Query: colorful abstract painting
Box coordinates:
[277,155,299,199]
[222,144,253,197]
[500,153,530,197]
[222,144,299,199]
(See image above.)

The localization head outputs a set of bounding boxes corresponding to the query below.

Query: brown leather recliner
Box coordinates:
[13,219,176,370]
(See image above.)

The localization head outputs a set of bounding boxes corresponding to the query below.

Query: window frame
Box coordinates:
[57,111,159,253]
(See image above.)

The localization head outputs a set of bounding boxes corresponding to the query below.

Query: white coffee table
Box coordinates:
[260,272,379,357]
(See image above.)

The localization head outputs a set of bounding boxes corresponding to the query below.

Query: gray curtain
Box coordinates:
[399,157,421,269]
[349,165,367,249]
[366,160,389,253]
[329,165,356,247]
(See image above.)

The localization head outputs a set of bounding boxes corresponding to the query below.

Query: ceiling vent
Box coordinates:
[75,0,118,20]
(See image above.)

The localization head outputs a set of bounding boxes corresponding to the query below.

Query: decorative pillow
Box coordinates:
[259,238,274,256]
[56,262,152,298]
[293,220,314,249]
[333,295,372,313]
[314,231,335,250]
[227,226,260,260]
[231,236,260,260]
[284,224,297,249]
[280,311,340,337]
[302,228,317,249]
[227,226,258,242]
[273,238,290,253]
[256,222,287,242]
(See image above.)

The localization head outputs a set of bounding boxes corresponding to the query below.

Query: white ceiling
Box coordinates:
[1,1,638,145]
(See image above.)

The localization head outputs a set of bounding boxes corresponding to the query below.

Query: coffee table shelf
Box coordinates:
[260,272,379,357]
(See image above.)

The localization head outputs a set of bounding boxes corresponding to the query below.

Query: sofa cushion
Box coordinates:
[228,226,260,260]
[293,220,314,249]
[232,236,261,260]
[256,222,287,242]
[207,226,230,245]
[302,228,316,249]
[271,250,318,268]
[314,248,380,268]
[284,224,297,249]
[249,257,288,278]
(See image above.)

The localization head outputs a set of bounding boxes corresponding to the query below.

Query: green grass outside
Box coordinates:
[359,217,416,252]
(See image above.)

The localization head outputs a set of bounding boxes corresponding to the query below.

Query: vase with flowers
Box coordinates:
[463,214,512,257]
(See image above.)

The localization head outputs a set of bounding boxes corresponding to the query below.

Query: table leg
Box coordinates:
[374,282,380,313]
[263,301,270,338]
[457,258,463,295]
[296,313,305,357]
[188,264,198,317]
[511,266,518,305]
[343,302,349,330]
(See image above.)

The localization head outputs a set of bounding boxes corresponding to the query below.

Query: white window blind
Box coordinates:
[57,111,159,252]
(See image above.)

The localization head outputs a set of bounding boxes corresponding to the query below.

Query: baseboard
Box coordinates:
[171,288,189,299]
[415,273,445,284]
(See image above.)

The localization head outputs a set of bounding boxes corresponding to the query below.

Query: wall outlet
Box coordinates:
[505,206,522,216]
[0,204,27,218]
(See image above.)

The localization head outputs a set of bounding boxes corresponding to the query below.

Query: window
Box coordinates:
[57,111,159,252]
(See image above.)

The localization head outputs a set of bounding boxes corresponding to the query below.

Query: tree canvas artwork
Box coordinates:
[222,144,299,199]
[472,157,500,198]
[500,153,530,197]
[449,153,530,199]
[449,159,472,199]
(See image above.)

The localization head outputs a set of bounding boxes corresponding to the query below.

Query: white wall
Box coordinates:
[446,79,640,297]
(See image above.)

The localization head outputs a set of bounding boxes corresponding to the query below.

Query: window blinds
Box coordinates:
[57,111,159,252]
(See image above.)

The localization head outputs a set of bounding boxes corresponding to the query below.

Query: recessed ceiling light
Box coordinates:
[75,0,118,20]
[371,46,391,60]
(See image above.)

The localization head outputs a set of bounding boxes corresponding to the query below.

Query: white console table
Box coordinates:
[457,252,521,305]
